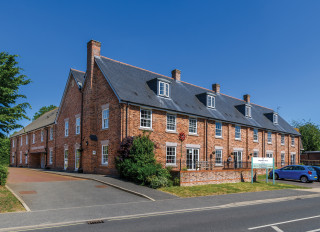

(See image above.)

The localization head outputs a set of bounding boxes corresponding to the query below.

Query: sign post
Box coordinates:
[273,157,275,185]
[251,157,274,185]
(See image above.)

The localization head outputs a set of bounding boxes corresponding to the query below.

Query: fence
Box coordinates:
[300,160,320,166]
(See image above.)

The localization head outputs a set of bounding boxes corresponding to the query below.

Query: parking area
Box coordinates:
[7,168,147,211]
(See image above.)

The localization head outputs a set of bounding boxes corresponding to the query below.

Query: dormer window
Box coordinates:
[245,105,251,118]
[159,81,169,97]
[273,113,278,125]
[207,95,215,108]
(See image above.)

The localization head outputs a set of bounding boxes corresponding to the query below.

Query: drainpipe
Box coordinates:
[79,86,84,173]
[45,128,48,168]
[126,102,128,138]
[205,119,208,162]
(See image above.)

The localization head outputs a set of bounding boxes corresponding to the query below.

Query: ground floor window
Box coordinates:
[102,145,108,165]
[291,153,296,165]
[49,150,53,164]
[75,149,80,169]
[215,149,222,166]
[281,152,285,166]
[20,151,22,164]
[266,152,273,158]
[186,148,199,170]
[166,146,176,165]
[12,152,14,163]
[25,153,28,164]
[64,150,68,170]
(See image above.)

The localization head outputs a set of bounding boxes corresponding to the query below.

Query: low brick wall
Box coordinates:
[180,169,266,186]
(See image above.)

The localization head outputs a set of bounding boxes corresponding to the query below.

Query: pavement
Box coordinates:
[7,168,146,211]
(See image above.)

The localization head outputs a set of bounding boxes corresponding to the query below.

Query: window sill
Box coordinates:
[189,133,199,136]
[291,145,295,147]
[101,163,108,167]
[166,130,177,134]
[253,140,259,143]
[268,142,272,145]
[215,164,223,167]
[215,136,223,139]
[101,128,109,131]
[139,127,153,131]
[281,144,285,146]
[235,138,241,141]
[166,164,177,167]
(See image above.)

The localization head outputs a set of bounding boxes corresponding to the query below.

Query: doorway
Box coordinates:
[186,148,199,170]
[64,149,68,170]
[75,149,80,171]
[233,151,242,168]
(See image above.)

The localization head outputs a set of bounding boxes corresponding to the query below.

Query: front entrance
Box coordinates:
[75,149,80,171]
[186,148,199,170]
[40,154,45,169]
[64,150,68,170]
[233,151,243,168]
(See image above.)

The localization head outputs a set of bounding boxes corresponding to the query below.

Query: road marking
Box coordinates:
[306,229,320,232]
[7,222,84,232]
[271,226,284,232]
[2,193,320,232]
[248,214,320,230]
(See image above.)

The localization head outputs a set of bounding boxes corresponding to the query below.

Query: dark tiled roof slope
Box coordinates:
[70,69,85,87]
[11,108,58,137]
[96,56,299,136]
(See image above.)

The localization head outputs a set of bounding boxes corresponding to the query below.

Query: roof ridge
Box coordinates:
[98,55,273,111]
[70,68,85,73]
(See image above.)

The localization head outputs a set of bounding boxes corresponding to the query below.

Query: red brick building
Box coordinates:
[10,40,301,184]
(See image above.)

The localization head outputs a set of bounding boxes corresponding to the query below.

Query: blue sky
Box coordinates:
[1,0,320,131]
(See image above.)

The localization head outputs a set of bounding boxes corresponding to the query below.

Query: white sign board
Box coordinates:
[252,157,273,169]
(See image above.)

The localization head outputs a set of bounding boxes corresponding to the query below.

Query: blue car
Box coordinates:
[269,165,317,183]
[312,166,320,182]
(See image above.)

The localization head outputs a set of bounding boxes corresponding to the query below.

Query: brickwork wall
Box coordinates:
[180,169,266,186]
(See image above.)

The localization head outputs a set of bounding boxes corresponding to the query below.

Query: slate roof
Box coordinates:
[70,69,85,87]
[95,56,300,136]
[11,108,58,137]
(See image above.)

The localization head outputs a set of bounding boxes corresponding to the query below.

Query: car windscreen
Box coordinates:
[308,167,315,171]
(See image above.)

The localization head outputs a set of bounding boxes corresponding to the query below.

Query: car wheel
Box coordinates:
[300,176,308,183]
[275,173,279,180]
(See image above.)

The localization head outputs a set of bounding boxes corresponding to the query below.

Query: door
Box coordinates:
[40,154,45,169]
[186,148,199,170]
[64,150,68,170]
[234,151,242,168]
[75,149,80,171]
[280,165,293,179]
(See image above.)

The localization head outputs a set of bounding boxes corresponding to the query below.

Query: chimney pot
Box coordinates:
[171,69,181,81]
[212,83,220,94]
[243,94,251,103]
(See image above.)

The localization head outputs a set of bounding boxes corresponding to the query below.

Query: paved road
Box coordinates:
[7,168,146,211]
[16,196,320,232]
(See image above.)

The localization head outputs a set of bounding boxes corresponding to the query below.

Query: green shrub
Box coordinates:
[0,165,8,186]
[116,134,172,188]
[0,137,10,166]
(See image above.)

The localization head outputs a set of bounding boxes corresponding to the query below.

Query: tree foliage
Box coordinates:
[292,120,320,151]
[115,134,171,188]
[0,136,10,166]
[33,105,57,121]
[0,52,31,137]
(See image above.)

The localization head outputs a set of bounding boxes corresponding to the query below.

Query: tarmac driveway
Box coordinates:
[7,168,146,211]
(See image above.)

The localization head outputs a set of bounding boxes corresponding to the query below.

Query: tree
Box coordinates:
[0,136,10,166]
[33,105,57,121]
[0,52,31,137]
[292,120,320,151]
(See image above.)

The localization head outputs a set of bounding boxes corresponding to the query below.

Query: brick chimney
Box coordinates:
[243,94,250,103]
[212,83,220,94]
[87,40,101,88]
[171,69,181,81]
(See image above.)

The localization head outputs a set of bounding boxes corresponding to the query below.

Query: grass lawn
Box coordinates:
[160,180,309,198]
[0,186,25,213]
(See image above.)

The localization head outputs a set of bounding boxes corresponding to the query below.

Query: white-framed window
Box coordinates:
[12,152,14,163]
[49,150,53,165]
[291,153,296,164]
[215,122,222,137]
[65,121,69,137]
[25,153,28,164]
[245,105,252,118]
[281,152,285,166]
[166,146,176,165]
[140,108,152,128]
[273,113,278,124]
[215,149,223,166]
[207,95,215,108]
[166,114,176,131]
[76,117,81,134]
[159,81,169,97]
[253,129,258,142]
[291,136,295,146]
[266,152,273,158]
[189,118,197,134]
[102,109,109,129]
[41,130,44,142]
[267,131,272,144]
[19,151,22,164]
[253,151,259,157]
[50,127,53,140]
[235,125,241,140]
[12,140,15,148]
[26,135,28,145]
[32,133,35,144]
[102,145,108,165]
[20,136,22,146]
[281,134,285,145]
